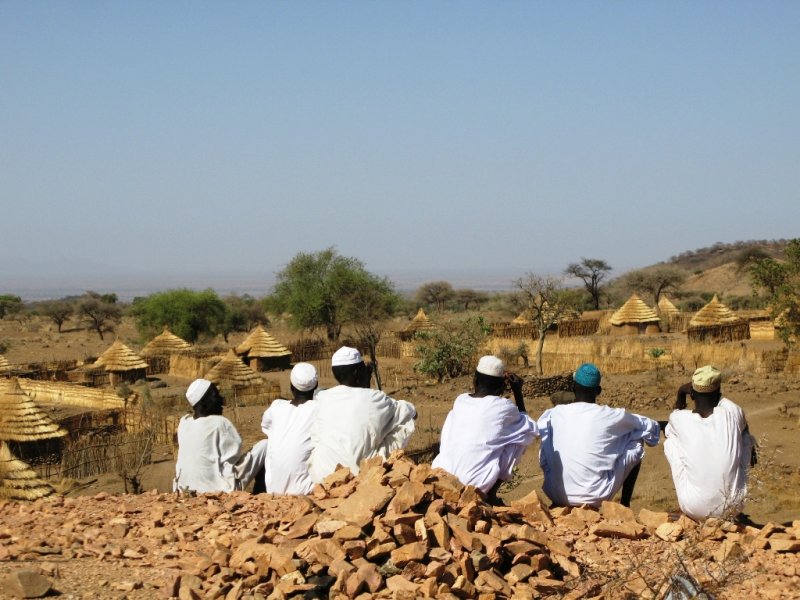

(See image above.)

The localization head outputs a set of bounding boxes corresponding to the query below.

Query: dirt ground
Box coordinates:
[2,317,799,525]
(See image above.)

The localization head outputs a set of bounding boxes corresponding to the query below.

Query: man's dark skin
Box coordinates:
[332,361,373,388]
[569,379,641,508]
[473,370,528,503]
[194,383,224,418]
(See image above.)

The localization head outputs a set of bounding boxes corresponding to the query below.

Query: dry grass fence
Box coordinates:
[687,322,750,344]
[558,319,600,338]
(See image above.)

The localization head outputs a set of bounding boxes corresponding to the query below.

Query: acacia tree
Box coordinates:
[514,274,581,375]
[624,267,687,306]
[564,258,612,309]
[455,288,489,311]
[268,248,400,349]
[130,289,226,343]
[220,294,269,342]
[0,295,23,319]
[38,300,73,333]
[416,281,455,313]
[75,291,122,340]
[750,238,800,345]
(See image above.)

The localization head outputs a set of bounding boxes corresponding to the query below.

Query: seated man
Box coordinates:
[308,347,416,482]
[664,365,755,520]
[260,363,318,495]
[174,379,268,493]
[432,355,538,500]
[537,363,660,507]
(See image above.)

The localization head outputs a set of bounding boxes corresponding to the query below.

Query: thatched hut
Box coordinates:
[235,325,292,371]
[609,294,661,335]
[687,295,749,343]
[0,377,68,465]
[512,312,531,325]
[739,309,775,341]
[0,440,54,500]
[0,355,12,376]
[657,296,681,318]
[400,309,436,341]
[204,350,264,389]
[93,340,148,386]
[141,328,192,374]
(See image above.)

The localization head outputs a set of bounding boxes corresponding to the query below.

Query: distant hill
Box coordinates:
[664,239,788,272]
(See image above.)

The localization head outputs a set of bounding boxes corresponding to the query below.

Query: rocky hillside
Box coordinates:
[0,453,797,599]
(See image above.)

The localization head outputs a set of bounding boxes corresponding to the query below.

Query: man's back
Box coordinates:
[308,385,416,482]
[261,399,316,495]
[175,414,242,493]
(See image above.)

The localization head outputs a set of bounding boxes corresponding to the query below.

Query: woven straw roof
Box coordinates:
[0,441,54,501]
[0,378,68,442]
[235,325,291,358]
[512,312,531,325]
[141,327,192,357]
[93,340,148,371]
[689,295,742,328]
[0,355,11,374]
[657,296,680,318]
[405,309,436,333]
[18,378,125,411]
[609,294,660,326]
[204,350,264,387]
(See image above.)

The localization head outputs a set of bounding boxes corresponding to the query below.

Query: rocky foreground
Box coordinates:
[0,453,798,599]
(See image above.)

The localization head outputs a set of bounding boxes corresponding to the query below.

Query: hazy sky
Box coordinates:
[2,2,799,296]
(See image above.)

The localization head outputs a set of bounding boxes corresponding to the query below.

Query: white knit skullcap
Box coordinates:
[331,346,363,367]
[476,355,505,378]
[290,362,318,392]
[186,378,212,406]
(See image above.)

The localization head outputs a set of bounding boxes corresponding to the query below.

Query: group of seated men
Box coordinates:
[174,347,755,521]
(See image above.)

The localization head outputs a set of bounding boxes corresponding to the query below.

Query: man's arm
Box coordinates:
[505,373,527,413]
[675,382,692,410]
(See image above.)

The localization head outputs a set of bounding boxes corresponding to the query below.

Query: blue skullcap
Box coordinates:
[574,363,601,388]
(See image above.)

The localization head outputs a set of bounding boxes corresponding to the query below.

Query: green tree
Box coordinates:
[750,238,800,345]
[416,281,456,313]
[75,291,122,340]
[220,294,268,342]
[624,267,687,306]
[130,289,226,343]
[515,274,582,375]
[38,300,74,333]
[454,288,489,311]
[564,258,612,310]
[267,248,399,344]
[414,316,491,383]
[0,295,23,319]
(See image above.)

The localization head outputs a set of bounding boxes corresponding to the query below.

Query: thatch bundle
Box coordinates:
[236,325,291,359]
[689,295,742,328]
[204,350,264,388]
[0,378,68,442]
[610,294,660,326]
[141,327,192,357]
[657,296,680,318]
[94,340,148,371]
[0,440,54,500]
[17,378,126,410]
[0,355,11,375]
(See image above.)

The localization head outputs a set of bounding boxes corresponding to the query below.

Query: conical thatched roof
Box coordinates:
[405,308,436,334]
[609,294,660,325]
[235,325,291,358]
[93,340,148,371]
[689,295,742,328]
[204,350,264,387]
[0,355,11,374]
[0,441,54,500]
[141,327,192,357]
[657,296,680,318]
[512,312,531,325]
[0,378,68,442]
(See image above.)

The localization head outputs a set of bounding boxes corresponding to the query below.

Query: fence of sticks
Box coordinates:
[557,319,600,338]
[687,321,750,344]
[491,324,538,339]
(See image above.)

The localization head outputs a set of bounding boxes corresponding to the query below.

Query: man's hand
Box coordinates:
[505,372,523,393]
[675,382,692,410]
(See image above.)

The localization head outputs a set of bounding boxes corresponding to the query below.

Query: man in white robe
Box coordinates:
[664,365,755,520]
[537,363,660,507]
[174,379,268,493]
[432,355,538,500]
[308,347,416,482]
[260,363,318,495]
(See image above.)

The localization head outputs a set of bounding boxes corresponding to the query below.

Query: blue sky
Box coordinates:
[2,2,799,297]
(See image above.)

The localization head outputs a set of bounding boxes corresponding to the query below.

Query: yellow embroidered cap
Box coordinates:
[691,365,721,393]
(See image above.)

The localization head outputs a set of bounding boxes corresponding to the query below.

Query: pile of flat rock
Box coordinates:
[0,452,798,599]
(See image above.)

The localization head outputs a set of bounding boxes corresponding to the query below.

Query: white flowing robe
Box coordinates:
[537,403,660,507]
[261,399,316,495]
[174,414,268,493]
[664,398,754,520]
[432,393,538,493]
[308,385,416,483]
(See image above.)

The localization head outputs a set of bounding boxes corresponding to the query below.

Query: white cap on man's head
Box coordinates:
[186,378,212,406]
[476,355,505,378]
[290,362,318,392]
[331,346,363,366]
